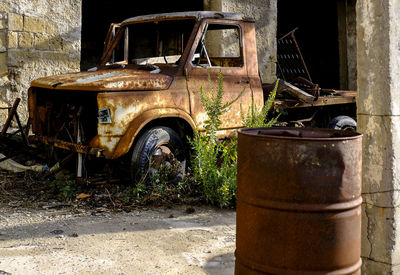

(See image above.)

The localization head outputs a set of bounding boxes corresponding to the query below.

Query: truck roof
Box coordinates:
[121,11,254,25]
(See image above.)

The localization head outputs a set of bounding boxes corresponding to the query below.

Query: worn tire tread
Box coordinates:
[130,126,184,184]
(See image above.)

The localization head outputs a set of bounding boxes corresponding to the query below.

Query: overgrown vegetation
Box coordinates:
[241,79,280,128]
[189,71,279,208]
[46,171,77,201]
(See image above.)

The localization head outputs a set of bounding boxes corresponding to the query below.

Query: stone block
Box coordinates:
[357,115,400,193]
[24,17,46,33]
[6,49,24,67]
[41,51,68,63]
[0,74,8,86]
[41,51,80,71]
[0,19,6,30]
[8,49,40,67]
[362,202,400,267]
[45,21,57,34]
[19,32,34,49]
[48,36,63,51]
[0,3,11,13]
[362,203,393,264]
[260,61,276,84]
[8,32,18,49]
[8,13,23,31]
[362,190,400,210]
[362,258,392,274]
[34,33,49,50]
[0,31,6,49]
[362,257,400,274]
[62,40,75,52]
[0,52,6,64]
[0,64,7,75]
[361,204,371,258]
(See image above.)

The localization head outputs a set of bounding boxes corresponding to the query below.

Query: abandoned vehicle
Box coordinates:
[27,11,356,181]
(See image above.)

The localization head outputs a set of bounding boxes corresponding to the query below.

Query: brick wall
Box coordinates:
[0,0,81,124]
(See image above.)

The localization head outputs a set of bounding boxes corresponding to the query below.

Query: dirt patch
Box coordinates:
[0,205,235,274]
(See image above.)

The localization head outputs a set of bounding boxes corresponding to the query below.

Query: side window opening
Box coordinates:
[192,23,243,68]
[111,27,128,64]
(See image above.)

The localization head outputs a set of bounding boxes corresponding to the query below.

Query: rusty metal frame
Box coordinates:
[29,135,103,156]
[274,92,356,109]
[277,28,312,83]
[0,98,29,145]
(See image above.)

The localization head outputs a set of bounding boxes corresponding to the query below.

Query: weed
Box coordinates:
[241,79,280,128]
[46,170,76,201]
[189,74,280,208]
[124,183,143,201]
[189,71,242,208]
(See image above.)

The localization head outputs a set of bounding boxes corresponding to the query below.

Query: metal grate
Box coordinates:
[277,28,312,83]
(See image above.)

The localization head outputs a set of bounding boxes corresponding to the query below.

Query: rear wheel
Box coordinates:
[328,115,357,131]
[130,126,186,184]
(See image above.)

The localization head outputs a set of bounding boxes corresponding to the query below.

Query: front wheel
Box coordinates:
[130,126,187,184]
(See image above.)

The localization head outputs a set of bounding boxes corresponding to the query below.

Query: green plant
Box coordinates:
[189,70,243,208]
[189,74,280,208]
[47,170,76,201]
[131,183,146,199]
[150,163,175,196]
[241,79,280,128]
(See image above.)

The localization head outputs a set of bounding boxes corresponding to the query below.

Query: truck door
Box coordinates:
[185,21,252,132]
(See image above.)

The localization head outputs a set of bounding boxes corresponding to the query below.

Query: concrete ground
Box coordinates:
[0,205,236,275]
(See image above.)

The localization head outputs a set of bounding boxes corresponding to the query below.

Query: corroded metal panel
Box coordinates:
[121,11,254,26]
[31,68,173,92]
[92,77,191,158]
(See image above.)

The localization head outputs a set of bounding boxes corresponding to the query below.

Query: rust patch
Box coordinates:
[31,68,173,92]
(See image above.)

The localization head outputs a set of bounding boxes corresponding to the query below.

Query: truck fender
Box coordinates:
[111,108,196,159]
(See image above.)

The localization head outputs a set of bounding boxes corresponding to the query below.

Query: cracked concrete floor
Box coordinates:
[0,205,236,275]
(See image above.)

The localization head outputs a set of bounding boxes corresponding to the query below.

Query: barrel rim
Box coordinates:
[237,196,363,212]
[238,127,363,141]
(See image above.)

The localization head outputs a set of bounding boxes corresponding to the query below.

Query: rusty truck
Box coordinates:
[27,11,356,181]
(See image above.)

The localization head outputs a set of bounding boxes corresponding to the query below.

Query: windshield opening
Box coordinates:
[106,19,196,67]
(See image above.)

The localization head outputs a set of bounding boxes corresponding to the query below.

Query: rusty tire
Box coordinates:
[328,115,357,131]
[130,126,186,185]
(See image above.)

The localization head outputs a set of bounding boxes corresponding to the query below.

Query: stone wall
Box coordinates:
[204,0,277,84]
[357,0,400,273]
[0,0,81,124]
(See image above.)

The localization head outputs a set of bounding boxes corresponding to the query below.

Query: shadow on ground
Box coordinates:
[203,253,235,275]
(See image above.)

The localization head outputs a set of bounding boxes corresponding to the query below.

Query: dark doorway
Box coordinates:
[81,0,203,70]
[277,1,340,89]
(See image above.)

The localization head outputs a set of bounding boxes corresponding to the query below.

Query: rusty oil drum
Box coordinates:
[235,127,362,275]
